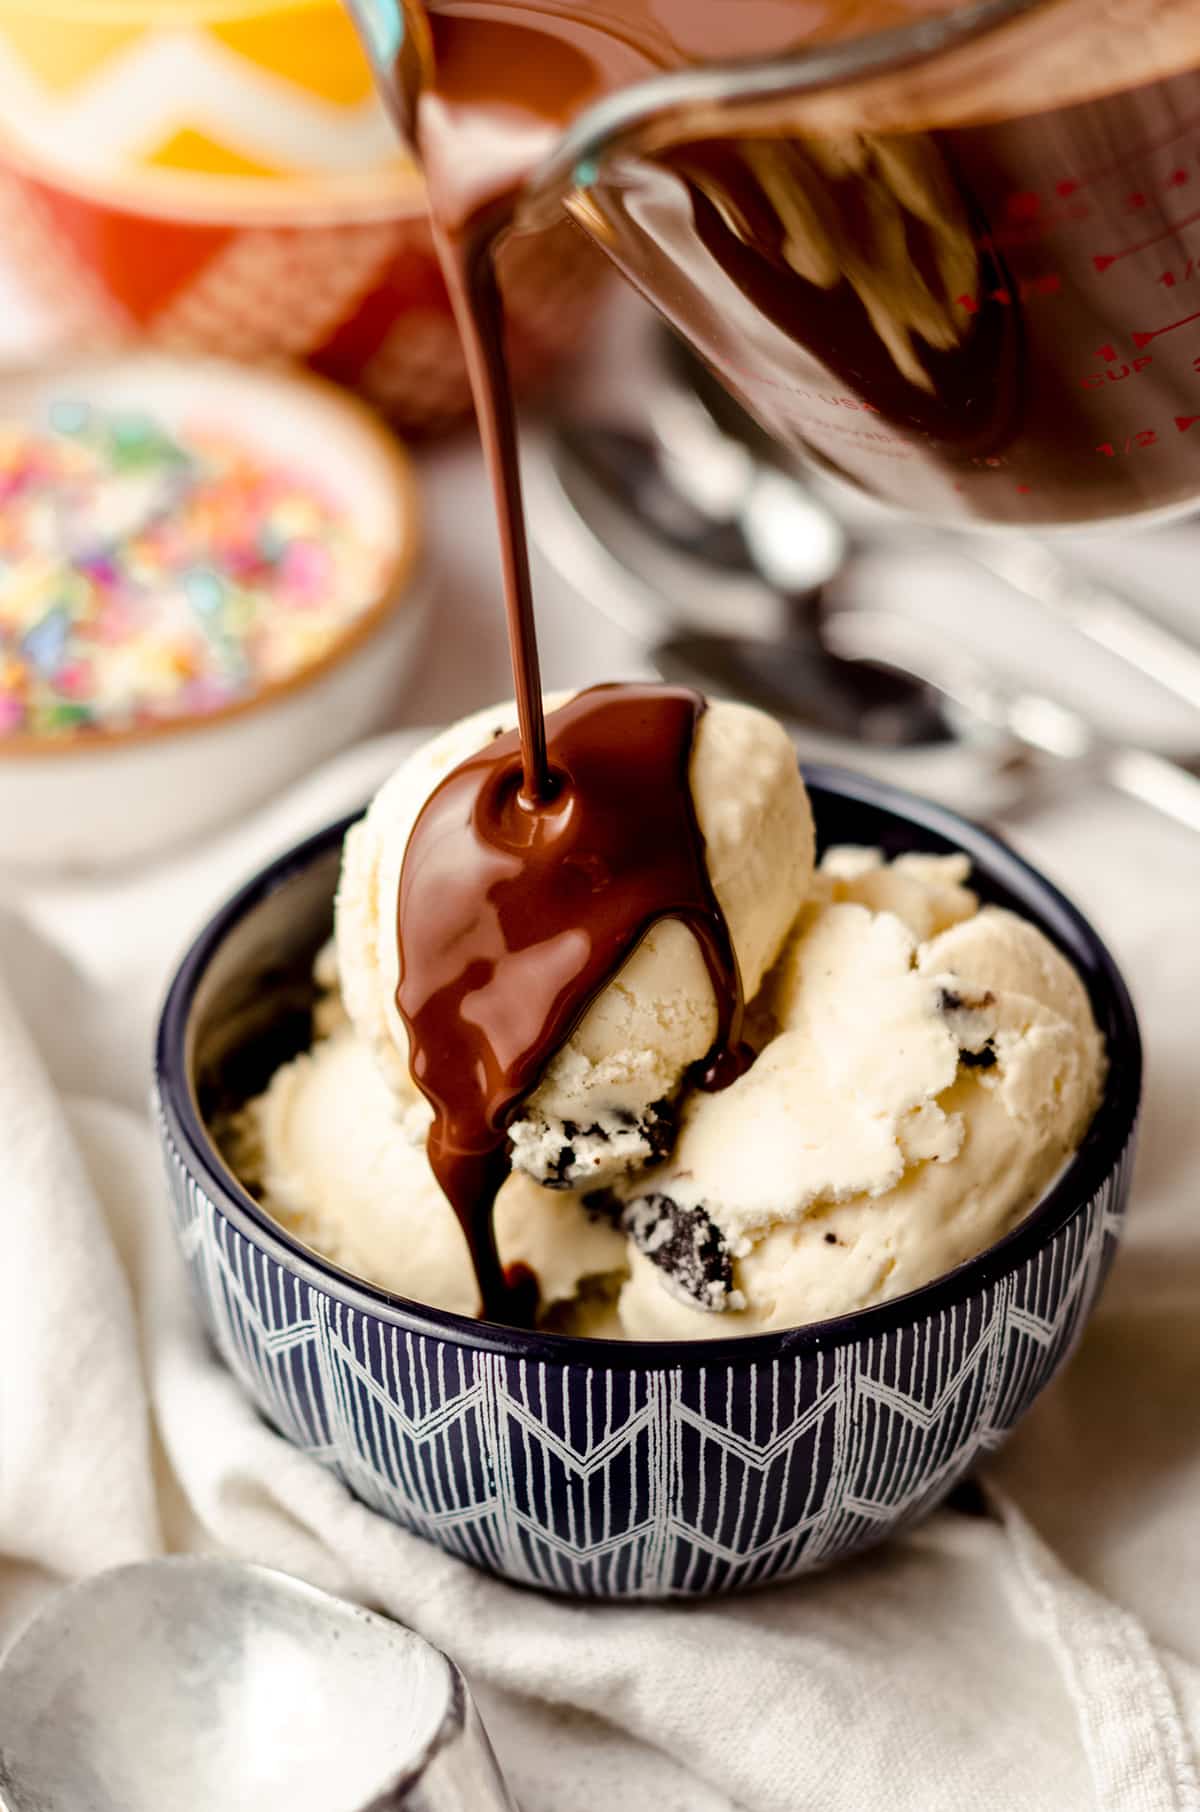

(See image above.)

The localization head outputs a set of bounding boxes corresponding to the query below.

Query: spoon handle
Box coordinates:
[825,608,1200,837]
[1014,691,1200,835]
[1103,745,1200,836]
[965,539,1200,718]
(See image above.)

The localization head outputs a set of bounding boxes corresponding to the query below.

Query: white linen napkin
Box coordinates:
[2,735,1199,1812]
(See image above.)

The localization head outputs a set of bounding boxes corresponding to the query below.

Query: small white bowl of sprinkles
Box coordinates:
[0,355,427,871]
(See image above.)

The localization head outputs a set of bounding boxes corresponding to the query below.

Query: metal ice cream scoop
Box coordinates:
[0,1559,515,1812]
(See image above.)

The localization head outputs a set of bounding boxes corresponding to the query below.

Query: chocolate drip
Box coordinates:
[434,212,550,806]
[395,684,749,1320]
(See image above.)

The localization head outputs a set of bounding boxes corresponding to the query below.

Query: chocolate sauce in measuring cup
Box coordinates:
[367,0,1200,527]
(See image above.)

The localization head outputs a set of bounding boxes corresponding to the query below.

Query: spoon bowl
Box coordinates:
[655,629,954,747]
[527,422,1028,816]
[0,1559,514,1812]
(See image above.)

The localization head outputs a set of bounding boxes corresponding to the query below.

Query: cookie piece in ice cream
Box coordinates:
[601,858,1105,1339]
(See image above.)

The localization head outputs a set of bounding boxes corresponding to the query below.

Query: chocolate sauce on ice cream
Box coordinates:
[395,685,750,1320]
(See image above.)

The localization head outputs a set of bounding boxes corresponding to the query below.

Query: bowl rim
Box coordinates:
[0,357,424,761]
[156,764,1141,1371]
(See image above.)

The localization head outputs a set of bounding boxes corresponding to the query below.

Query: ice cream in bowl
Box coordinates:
[155,685,1140,1598]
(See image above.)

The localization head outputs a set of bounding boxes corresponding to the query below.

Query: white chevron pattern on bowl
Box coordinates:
[159,1105,1131,1598]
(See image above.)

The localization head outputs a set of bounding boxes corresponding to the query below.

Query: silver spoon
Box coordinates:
[545,418,832,640]
[533,410,1200,831]
[663,609,1200,833]
[0,1558,515,1812]
[527,421,1037,816]
[666,333,1200,716]
[824,610,1200,835]
[534,419,948,748]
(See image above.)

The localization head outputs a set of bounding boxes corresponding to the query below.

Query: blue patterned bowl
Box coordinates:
[155,769,1140,1598]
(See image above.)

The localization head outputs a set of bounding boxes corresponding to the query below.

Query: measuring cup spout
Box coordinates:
[346,0,429,144]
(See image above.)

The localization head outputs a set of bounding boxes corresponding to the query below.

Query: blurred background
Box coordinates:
[0,0,603,427]
[3,0,1200,879]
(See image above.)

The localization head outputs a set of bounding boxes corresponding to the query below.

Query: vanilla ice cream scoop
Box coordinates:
[222,1024,477,1315]
[589,849,1105,1338]
[223,1017,626,1319]
[336,692,814,1190]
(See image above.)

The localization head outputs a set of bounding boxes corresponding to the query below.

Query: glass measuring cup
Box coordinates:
[350,0,1200,528]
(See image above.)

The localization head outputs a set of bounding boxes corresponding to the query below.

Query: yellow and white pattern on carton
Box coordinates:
[0,0,417,214]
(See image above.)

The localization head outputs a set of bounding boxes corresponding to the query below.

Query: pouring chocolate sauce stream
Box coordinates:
[400,217,752,1316]
[381,20,768,1321]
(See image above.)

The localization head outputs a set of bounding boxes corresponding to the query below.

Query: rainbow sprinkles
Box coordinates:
[0,403,387,743]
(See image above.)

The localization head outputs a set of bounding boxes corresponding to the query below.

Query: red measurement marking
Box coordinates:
[1095,343,1117,361]
[1093,204,1200,272]
[1055,179,1080,199]
[1095,431,1158,455]
[1132,308,1200,348]
[1080,356,1152,387]
[1168,169,1191,188]
[1005,191,1041,221]
[1016,484,1032,494]
[956,275,1062,313]
[1175,414,1200,433]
